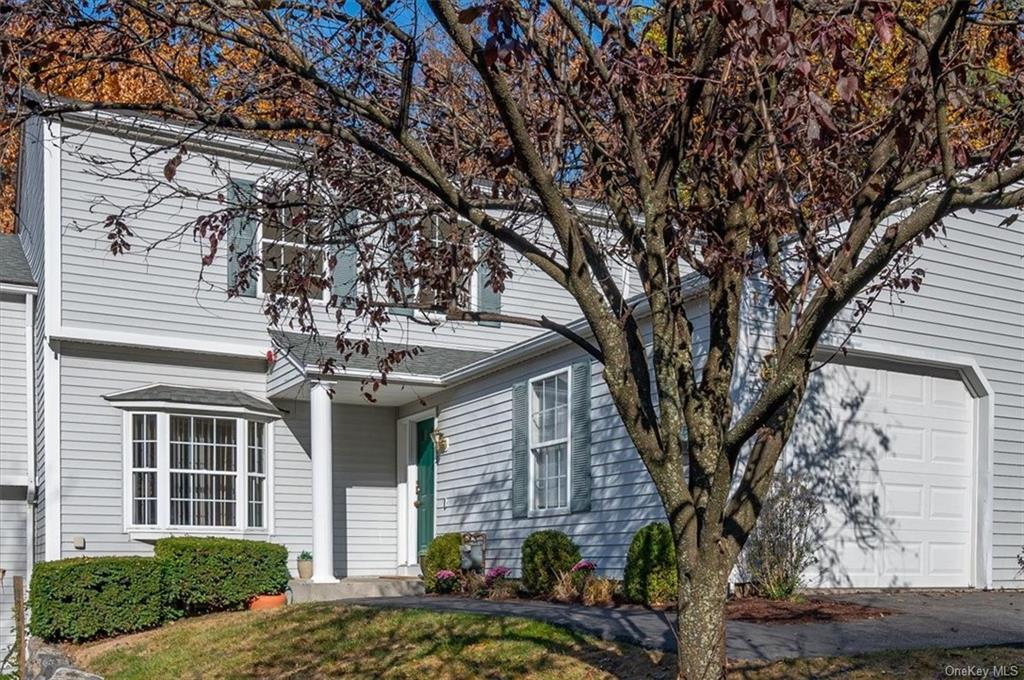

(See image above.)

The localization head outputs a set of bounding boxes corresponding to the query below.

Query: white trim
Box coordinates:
[395,407,436,573]
[42,118,62,561]
[815,341,995,589]
[526,367,572,516]
[24,291,35,580]
[106,400,280,421]
[0,475,30,488]
[0,283,38,295]
[52,326,269,359]
[120,410,276,536]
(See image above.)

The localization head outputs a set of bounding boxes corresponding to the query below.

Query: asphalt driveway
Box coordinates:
[347,590,1024,661]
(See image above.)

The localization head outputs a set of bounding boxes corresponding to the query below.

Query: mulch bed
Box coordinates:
[725,596,890,624]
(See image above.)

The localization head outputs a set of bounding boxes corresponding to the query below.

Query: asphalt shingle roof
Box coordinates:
[103,384,280,415]
[0,234,35,286]
[270,330,492,377]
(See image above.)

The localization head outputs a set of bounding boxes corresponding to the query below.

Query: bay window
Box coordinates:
[123,411,272,533]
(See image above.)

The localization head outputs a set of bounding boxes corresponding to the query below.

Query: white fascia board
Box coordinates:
[0,283,38,295]
[303,364,445,387]
[52,326,270,359]
[106,400,281,421]
[42,118,62,561]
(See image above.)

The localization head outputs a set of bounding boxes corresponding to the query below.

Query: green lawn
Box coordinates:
[69,603,1022,680]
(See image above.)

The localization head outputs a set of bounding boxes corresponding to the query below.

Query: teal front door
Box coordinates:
[415,418,436,557]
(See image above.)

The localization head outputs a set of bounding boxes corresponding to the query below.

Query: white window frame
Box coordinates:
[527,367,572,515]
[257,184,331,303]
[121,409,275,538]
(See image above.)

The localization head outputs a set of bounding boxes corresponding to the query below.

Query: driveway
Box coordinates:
[347,590,1024,661]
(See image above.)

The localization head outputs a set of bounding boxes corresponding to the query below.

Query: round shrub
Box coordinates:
[421,533,462,592]
[155,536,289,615]
[29,556,168,642]
[521,530,580,596]
[624,522,678,606]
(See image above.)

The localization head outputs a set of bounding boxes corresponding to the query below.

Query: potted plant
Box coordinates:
[297,550,313,579]
[249,590,287,611]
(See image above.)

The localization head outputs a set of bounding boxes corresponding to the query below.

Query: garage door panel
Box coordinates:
[792,364,975,588]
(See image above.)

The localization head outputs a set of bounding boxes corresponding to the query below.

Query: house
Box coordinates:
[1,110,1021,648]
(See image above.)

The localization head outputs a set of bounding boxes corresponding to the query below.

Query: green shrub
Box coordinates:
[29,556,167,642]
[521,530,580,596]
[624,523,677,606]
[155,537,289,615]
[421,533,462,592]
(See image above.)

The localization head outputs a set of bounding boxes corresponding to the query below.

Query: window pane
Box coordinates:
[168,415,240,528]
[532,443,567,511]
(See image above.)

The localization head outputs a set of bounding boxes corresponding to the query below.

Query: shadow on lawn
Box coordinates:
[238,605,677,679]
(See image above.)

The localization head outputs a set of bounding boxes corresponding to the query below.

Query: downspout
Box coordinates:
[24,290,36,583]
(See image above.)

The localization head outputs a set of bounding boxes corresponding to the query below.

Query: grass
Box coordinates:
[69,603,1022,680]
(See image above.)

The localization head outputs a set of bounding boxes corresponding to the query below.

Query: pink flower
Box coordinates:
[570,559,596,573]
[435,569,458,581]
[485,566,511,585]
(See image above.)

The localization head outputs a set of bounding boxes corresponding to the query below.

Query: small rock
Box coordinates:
[51,670,103,680]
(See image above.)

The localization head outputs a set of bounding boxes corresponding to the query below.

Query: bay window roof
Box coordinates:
[103,384,280,418]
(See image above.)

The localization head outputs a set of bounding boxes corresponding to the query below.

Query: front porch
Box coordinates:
[268,330,490,585]
[289,576,424,603]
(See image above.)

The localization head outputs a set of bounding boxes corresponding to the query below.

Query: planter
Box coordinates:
[249,593,287,611]
[297,559,313,580]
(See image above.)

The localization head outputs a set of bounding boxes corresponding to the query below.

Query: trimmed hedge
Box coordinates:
[156,537,289,615]
[521,530,580,596]
[623,523,677,606]
[421,533,462,593]
[29,556,167,642]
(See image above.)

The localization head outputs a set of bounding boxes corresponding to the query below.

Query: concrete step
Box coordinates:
[289,577,425,603]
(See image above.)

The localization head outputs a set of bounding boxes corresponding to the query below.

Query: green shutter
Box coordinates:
[476,241,501,327]
[570,359,592,513]
[511,380,529,519]
[227,178,258,298]
[332,212,359,308]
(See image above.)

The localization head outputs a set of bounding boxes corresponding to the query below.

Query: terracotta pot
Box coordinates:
[297,559,313,580]
[249,593,287,611]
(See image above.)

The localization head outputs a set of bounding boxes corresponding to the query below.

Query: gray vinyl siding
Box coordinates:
[58,344,272,556]
[421,208,1022,586]
[57,120,583,354]
[839,211,1023,587]
[737,209,1024,587]
[57,343,396,577]
[407,298,710,577]
[0,499,27,654]
[17,117,47,559]
[0,294,28,482]
[271,400,399,577]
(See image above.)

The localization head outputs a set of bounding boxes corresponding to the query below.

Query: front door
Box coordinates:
[415,418,436,557]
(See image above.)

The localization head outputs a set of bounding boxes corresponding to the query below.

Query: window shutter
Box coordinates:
[388,218,415,317]
[227,178,258,298]
[570,359,592,513]
[332,211,359,308]
[511,380,529,519]
[476,242,501,327]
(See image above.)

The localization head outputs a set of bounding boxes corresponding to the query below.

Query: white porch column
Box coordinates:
[310,381,337,583]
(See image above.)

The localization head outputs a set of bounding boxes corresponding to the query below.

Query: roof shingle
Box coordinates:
[0,234,35,286]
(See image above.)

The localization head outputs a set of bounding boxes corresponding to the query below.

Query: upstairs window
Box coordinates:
[261,188,327,299]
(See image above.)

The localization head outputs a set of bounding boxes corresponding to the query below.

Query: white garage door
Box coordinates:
[789,363,975,588]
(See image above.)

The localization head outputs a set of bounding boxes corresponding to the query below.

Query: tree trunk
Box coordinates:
[676,557,730,680]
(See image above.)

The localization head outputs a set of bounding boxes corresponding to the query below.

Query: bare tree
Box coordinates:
[3,1,1023,677]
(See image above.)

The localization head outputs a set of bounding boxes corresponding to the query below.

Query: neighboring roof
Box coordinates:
[103,384,279,416]
[270,330,492,378]
[0,234,35,287]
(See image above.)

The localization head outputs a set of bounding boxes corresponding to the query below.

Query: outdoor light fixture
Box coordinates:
[431,429,449,455]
